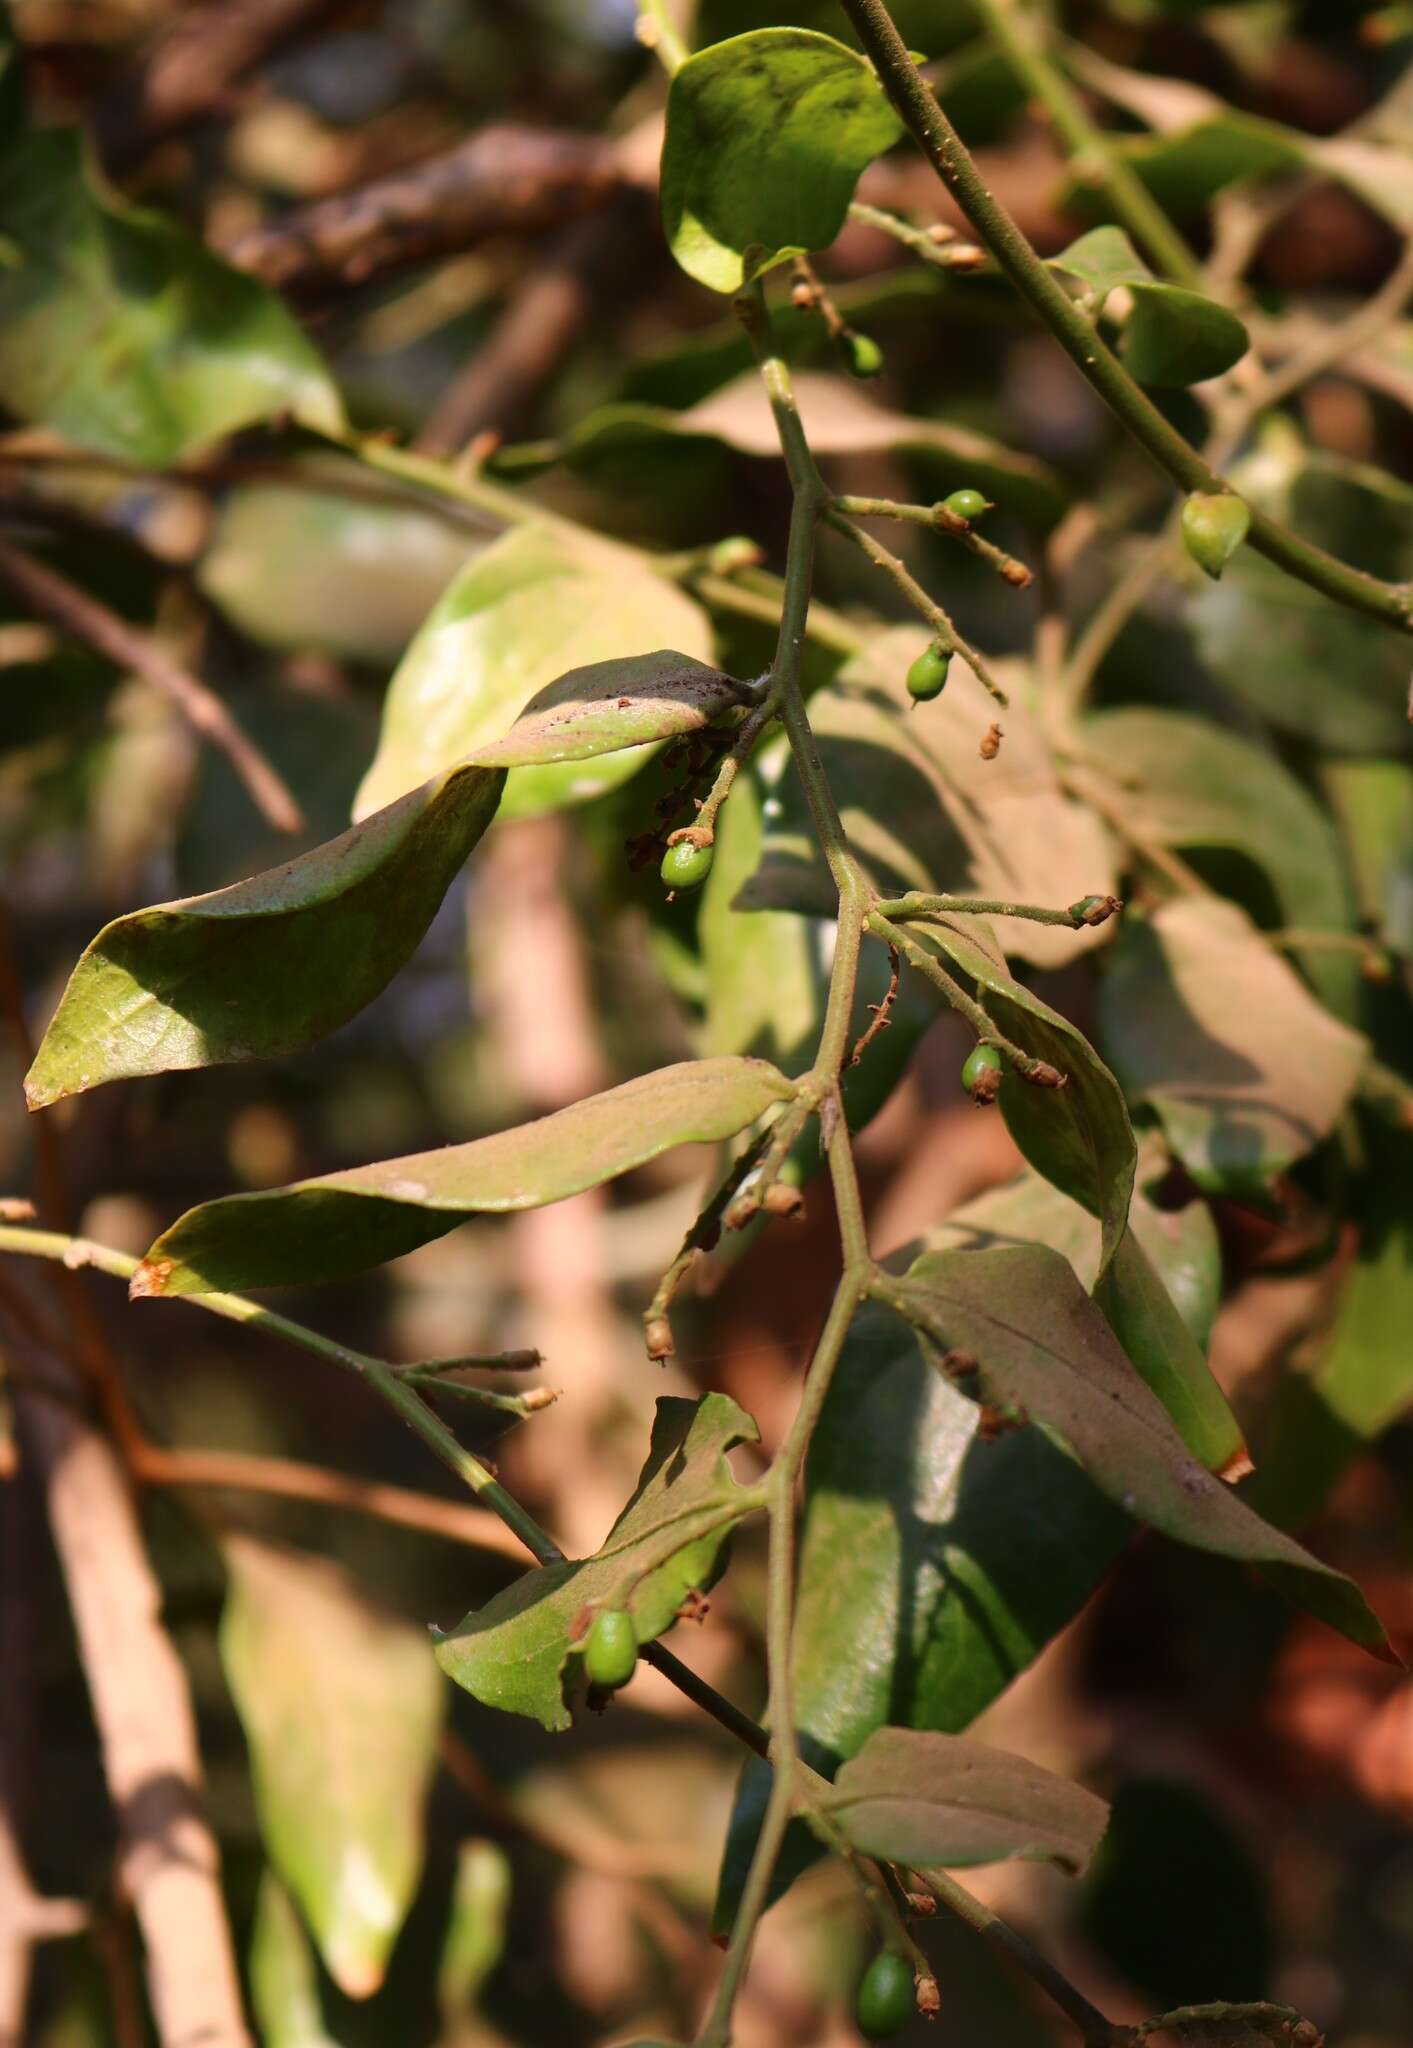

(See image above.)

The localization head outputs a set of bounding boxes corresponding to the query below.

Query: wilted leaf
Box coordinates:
[1098,899,1367,1194]
[26,759,504,1107]
[221,1536,444,1999]
[135,1057,795,1294]
[438,1840,511,2026]
[886,1245,1392,1657]
[435,1394,761,1731]
[249,1875,340,2048]
[354,523,715,819]
[660,28,903,293]
[817,1726,1108,1874]
[0,127,342,462]
[465,649,742,768]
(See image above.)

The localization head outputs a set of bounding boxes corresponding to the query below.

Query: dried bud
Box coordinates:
[791,278,815,309]
[980,723,1003,760]
[763,1182,805,1219]
[948,243,987,270]
[905,1891,936,1916]
[1000,558,1034,589]
[1024,1061,1067,1089]
[723,1193,758,1232]
[1068,893,1122,927]
[926,222,956,245]
[916,1975,942,2018]
[644,1316,675,1362]
[940,1347,980,1383]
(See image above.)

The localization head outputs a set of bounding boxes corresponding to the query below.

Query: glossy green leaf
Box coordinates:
[701,760,822,1066]
[886,1245,1392,1657]
[199,474,479,665]
[0,127,342,463]
[465,650,742,769]
[354,523,715,820]
[1098,899,1367,1194]
[135,1056,794,1294]
[918,913,1137,1275]
[435,1394,761,1731]
[817,1726,1108,1875]
[220,1536,444,1999]
[438,1840,511,2026]
[26,759,504,1107]
[249,1875,339,2048]
[660,28,903,293]
[740,629,1117,970]
[1084,708,1356,1006]
[1053,227,1249,385]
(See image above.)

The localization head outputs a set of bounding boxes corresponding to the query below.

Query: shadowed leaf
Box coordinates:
[466,649,742,767]
[249,1875,340,2048]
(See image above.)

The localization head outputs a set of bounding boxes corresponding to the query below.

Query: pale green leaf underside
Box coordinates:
[819,1726,1109,1875]
[0,127,342,463]
[465,649,742,767]
[436,1394,761,1730]
[354,522,715,819]
[221,1536,443,1999]
[134,1057,795,1295]
[26,760,504,1107]
[661,27,903,293]
[889,1245,1392,1658]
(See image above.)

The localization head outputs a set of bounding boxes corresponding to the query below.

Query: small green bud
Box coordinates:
[1180,492,1250,580]
[584,1609,637,1690]
[906,643,951,703]
[855,1950,915,2038]
[962,1041,1004,1102]
[661,839,714,891]
[1069,893,1118,927]
[841,329,884,379]
[942,487,991,522]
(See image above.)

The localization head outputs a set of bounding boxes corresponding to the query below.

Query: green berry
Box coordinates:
[584,1609,637,1690]
[856,1951,915,2038]
[1180,492,1250,580]
[841,330,884,379]
[962,1042,1004,1099]
[905,643,951,703]
[661,839,714,891]
[942,487,990,522]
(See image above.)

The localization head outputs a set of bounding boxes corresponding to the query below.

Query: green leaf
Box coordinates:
[134,1057,795,1294]
[816,1726,1108,1875]
[438,1840,511,2026]
[220,1536,444,1999]
[1120,282,1249,387]
[1088,116,1303,218]
[465,649,742,770]
[660,28,903,293]
[198,472,477,665]
[0,127,342,463]
[886,1245,1392,1658]
[1094,1226,1243,1479]
[1051,224,1154,301]
[250,1875,340,2048]
[1083,709,1356,1007]
[701,760,823,1066]
[917,913,1137,1275]
[434,1394,761,1731]
[1097,899,1367,1194]
[739,630,1117,970]
[25,759,504,1107]
[1322,759,1413,953]
[353,522,715,820]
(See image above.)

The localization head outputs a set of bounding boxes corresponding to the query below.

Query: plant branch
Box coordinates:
[838,0,1413,634]
[923,1865,1121,2047]
[827,509,1010,704]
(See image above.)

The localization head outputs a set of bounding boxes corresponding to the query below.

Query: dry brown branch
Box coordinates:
[225,125,627,295]
[0,538,303,834]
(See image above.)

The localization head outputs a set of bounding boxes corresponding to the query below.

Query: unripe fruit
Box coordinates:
[1180,492,1250,580]
[841,330,884,379]
[962,1042,1004,1103]
[661,839,714,891]
[906,643,950,703]
[942,487,990,522]
[855,1950,915,2038]
[584,1609,637,1690]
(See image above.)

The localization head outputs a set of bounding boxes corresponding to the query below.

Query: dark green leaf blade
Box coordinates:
[1120,282,1250,387]
[435,1394,761,1730]
[661,28,904,293]
[0,128,343,462]
[887,1245,1393,1659]
[134,1057,795,1295]
[220,1536,443,1999]
[819,1727,1109,1875]
[25,761,504,1108]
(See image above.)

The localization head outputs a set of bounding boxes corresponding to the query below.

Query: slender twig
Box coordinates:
[875,890,1113,928]
[827,510,1010,705]
[848,200,988,272]
[0,539,303,833]
[923,1865,1121,2048]
[832,493,1034,589]
[838,0,1413,635]
[870,910,1066,1086]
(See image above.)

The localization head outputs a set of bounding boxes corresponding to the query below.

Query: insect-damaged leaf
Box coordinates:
[25,760,504,1108]
[354,523,715,820]
[133,1057,795,1295]
[220,1536,443,2000]
[661,28,903,293]
[435,1394,761,1731]
[816,1726,1108,1876]
[885,1245,1393,1659]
